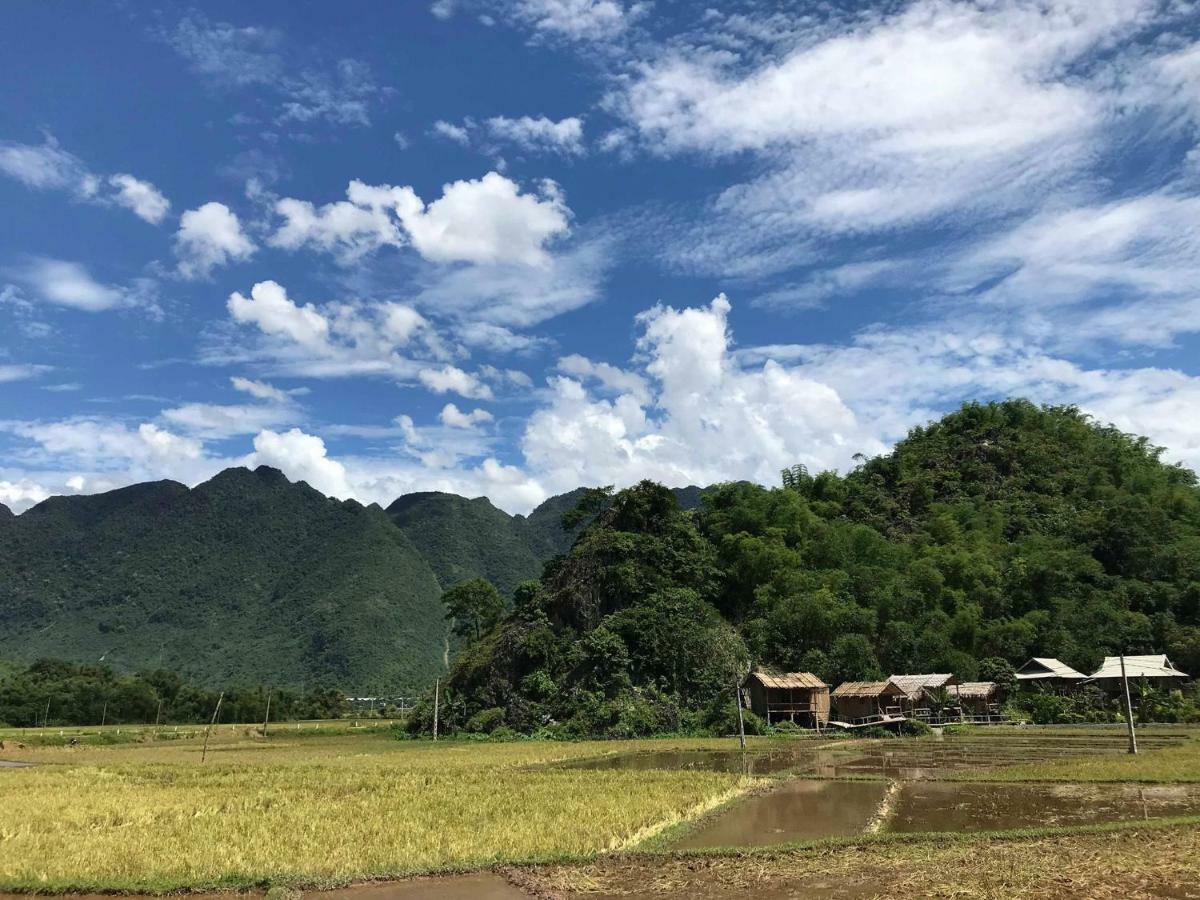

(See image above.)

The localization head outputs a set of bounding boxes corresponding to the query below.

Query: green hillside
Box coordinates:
[0,467,447,692]
[426,401,1200,737]
[387,492,546,596]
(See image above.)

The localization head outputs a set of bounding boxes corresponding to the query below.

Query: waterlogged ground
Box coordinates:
[1,726,1198,898]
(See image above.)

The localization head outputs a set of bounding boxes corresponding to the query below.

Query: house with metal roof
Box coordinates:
[1083,655,1189,692]
[745,669,830,727]
[1015,657,1086,684]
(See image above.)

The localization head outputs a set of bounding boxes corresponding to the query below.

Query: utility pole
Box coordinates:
[100,699,108,728]
[262,689,272,737]
[201,692,224,763]
[1120,653,1138,755]
[42,697,51,732]
[432,679,440,742]
[734,673,746,751]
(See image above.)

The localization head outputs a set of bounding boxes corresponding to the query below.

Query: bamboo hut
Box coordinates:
[745,669,830,726]
[830,680,908,722]
[888,673,961,716]
[954,681,999,716]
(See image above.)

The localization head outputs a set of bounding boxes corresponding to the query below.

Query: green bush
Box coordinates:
[465,706,506,734]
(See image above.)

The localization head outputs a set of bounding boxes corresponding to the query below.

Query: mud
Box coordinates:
[672,780,889,849]
[0,875,530,900]
[0,760,34,767]
[887,781,1200,833]
[563,748,824,775]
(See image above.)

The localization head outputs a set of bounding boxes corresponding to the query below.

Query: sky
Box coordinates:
[1,0,1199,515]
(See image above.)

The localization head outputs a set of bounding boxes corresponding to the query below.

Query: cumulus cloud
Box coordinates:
[107,174,170,224]
[418,365,494,399]
[0,135,170,223]
[0,478,50,511]
[440,403,494,428]
[269,172,570,267]
[227,280,330,349]
[249,428,352,498]
[175,202,256,279]
[431,120,472,145]
[231,376,305,403]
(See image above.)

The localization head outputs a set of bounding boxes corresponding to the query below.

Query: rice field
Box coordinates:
[0,730,758,892]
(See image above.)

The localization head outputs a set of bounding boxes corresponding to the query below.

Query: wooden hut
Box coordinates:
[1015,657,1085,690]
[954,682,999,716]
[1083,654,1189,694]
[888,673,961,716]
[745,669,830,726]
[830,680,908,723]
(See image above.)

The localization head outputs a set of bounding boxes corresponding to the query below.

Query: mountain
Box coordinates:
[387,492,547,597]
[0,467,446,692]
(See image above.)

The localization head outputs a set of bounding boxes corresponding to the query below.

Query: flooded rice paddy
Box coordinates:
[566,733,1200,850]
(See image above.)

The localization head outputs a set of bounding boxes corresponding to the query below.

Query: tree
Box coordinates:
[442,578,506,642]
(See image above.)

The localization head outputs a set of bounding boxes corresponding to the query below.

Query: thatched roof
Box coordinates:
[749,669,826,690]
[1085,655,1188,681]
[889,673,960,701]
[831,680,906,699]
[954,681,998,700]
[1015,657,1085,680]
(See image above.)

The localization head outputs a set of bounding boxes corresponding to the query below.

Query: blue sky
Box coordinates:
[2,0,1199,513]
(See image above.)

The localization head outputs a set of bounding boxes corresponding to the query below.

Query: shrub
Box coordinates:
[465,706,506,734]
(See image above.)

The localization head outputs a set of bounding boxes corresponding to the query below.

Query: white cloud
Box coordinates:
[175,202,256,279]
[0,363,53,383]
[269,180,407,262]
[486,115,585,154]
[557,353,649,402]
[249,428,352,498]
[432,120,472,145]
[608,0,1179,275]
[228,280,330,349]
[108,174,170,224]
[268,172,570,268]
[0,135,91,191]
[513,0,631,42]
[418,365,494,399]
[230,376,297,403]
[440,403,494,428]
[398,172,570,266]
[0,135,170,224]
[0,478,50,511]
[161,401,299,439]
[10,258,126,311]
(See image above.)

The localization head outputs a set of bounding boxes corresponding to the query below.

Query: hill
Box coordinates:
[0,467,447,692]
[422,401,1200,738]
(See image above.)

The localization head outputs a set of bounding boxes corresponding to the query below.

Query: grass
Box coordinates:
[0,731,764,892]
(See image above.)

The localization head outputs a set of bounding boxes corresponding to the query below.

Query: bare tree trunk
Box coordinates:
[262,689,272,737]
[734,675,746,751]
[433,679,440,742]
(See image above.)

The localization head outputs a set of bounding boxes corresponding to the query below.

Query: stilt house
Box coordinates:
[745,669,830,727]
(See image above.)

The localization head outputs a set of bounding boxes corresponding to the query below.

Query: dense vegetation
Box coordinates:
[0,658,348,727]
[0,466,448,693]
[422,401,1200,737]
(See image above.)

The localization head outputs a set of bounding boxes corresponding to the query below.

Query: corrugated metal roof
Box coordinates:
[1015,657,1085,680]
[1086,655,1189,680]
[954,681,998,700]
[889,673,960,700]
[831,680,904,698]
[750,669,826,690]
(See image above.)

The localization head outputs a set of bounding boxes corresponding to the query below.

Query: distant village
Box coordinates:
[743,655,1191,730]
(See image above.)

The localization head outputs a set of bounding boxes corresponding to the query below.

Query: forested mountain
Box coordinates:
[425,401,1200,737]
[0,467,447,692]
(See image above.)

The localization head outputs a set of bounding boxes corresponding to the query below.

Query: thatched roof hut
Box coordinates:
[888,673,960,706]
[745,669,830,726]
[830,680,908,722]
[1015,657,1086,684]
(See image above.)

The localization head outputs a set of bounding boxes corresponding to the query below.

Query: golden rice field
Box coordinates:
[0,730,757,892]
